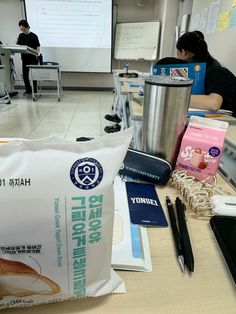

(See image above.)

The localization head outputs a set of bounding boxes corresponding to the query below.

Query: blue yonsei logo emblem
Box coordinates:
[70,158,103,190]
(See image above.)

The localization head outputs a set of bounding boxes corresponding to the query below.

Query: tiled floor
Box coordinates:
[0,91,114,140]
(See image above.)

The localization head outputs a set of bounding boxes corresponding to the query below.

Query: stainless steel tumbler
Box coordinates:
[142,76,193,166]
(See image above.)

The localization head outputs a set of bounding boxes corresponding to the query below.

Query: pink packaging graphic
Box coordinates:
[176,116,228,181]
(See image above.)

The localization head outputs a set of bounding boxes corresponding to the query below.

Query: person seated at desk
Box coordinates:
[17,20,40,96]
[176,31,236,116]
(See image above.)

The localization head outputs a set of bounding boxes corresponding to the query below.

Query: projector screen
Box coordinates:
[24,0,112,72]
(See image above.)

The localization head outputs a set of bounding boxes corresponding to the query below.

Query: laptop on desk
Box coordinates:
[153,62,206,95]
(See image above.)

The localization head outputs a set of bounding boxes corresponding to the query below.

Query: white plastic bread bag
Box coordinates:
[0,128,132,310]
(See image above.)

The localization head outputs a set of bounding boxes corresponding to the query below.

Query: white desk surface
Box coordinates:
[0,44,38,56]
[4,174,236,314]
[27,65,60,69]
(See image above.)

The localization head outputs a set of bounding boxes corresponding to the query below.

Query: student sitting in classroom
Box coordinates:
[104,31,236,133]
[176,31,236,116]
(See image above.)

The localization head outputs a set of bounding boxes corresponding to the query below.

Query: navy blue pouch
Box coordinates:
[119,149,172,186]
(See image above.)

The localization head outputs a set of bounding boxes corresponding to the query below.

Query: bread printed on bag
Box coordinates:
[0,129,132,309]
[0,258,60,297]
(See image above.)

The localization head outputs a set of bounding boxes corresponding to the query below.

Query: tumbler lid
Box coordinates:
[145,75,193,87]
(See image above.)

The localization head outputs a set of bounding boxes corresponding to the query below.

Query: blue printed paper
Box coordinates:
[130,223,143,258]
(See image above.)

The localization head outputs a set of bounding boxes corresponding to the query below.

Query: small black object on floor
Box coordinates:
[76,137,94,142]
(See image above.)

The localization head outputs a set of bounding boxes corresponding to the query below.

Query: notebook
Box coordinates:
[188,108,233,117]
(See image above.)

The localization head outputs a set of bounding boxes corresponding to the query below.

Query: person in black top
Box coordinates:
[176,31,236,116]
[17,20,40,95]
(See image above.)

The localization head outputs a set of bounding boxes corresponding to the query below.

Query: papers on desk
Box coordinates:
[188,108,233,117]
[127,82,144,96]
[128,81,145,88]
[112,176,152,272]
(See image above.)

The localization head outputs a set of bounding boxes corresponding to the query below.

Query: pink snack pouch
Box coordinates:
[176,116,228,181]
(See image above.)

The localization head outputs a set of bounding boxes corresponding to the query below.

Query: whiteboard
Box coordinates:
[114,21,160,61]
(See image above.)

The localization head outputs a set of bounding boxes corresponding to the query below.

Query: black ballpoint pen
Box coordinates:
[166,196,185,272]
[175,197,194,273]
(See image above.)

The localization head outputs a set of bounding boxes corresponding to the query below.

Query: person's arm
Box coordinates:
[16,34,21,45]
[33,34,40,55]
[190,92,223,111]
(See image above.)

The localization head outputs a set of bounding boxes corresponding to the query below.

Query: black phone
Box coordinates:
[210,215,236,285]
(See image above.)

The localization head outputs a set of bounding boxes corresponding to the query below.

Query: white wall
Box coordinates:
[177,0,193,26]
[158,0,179,58]
[0,0,22,43]
[116,0,157,22]
[190,0,236,74]
[0,0,24,84]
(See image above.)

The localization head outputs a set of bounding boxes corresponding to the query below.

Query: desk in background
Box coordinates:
[112,70,147,131]
[188,109,236,125]
[0,65,11,104]
[0,44,38,93]
[27,65,62,102]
